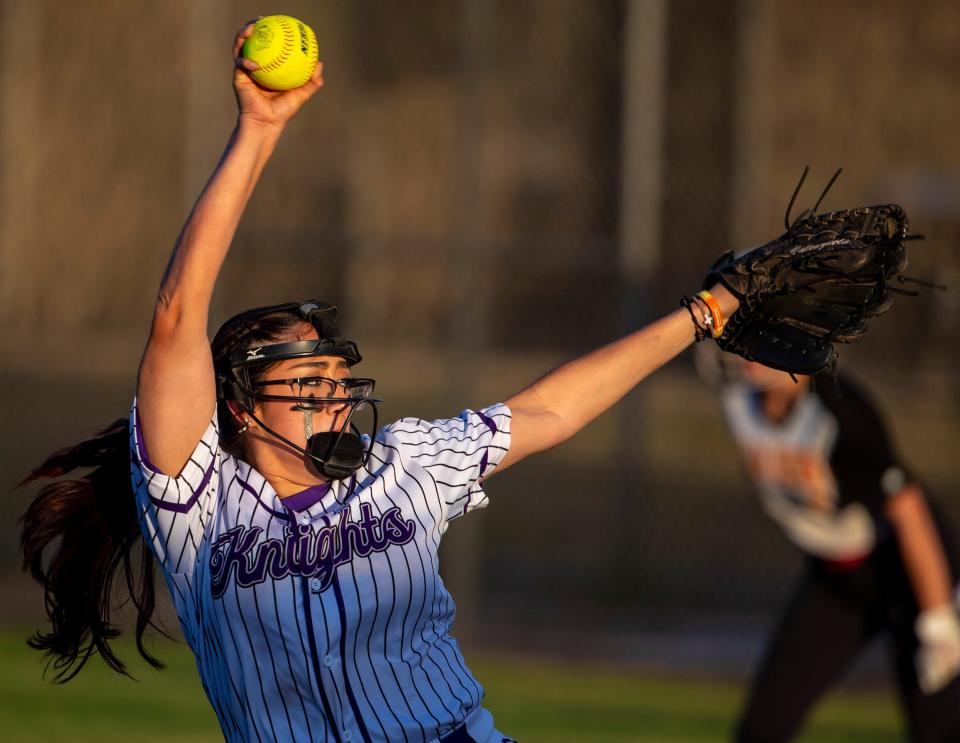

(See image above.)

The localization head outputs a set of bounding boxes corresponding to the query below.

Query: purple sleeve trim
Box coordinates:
[133,408,160,474]
[476,409,500,475]
[476,409,498,435]
[149,457,215,514]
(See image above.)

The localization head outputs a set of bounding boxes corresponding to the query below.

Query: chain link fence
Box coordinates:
[2,0,959,675]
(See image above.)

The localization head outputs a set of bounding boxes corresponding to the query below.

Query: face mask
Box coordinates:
[307,429,366,480]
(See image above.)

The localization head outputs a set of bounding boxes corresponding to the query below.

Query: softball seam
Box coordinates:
[252,18,316,89]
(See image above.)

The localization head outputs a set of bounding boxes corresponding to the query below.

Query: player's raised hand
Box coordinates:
[231,20,324,130]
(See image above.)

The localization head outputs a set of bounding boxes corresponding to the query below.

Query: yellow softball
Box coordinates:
[242,15,318,91]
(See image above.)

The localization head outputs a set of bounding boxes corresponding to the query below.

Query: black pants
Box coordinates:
[736,547,960,743]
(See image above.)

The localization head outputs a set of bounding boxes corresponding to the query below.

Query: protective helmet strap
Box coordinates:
[241,406,368,481]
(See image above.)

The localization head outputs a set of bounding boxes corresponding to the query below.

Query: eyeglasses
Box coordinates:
[252,376,377,405]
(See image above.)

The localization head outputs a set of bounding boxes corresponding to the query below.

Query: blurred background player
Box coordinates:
[716,358,960,743]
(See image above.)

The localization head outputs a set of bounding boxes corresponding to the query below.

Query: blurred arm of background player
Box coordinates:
[492,286,739,475]
[136,22,324,476]
[887,484,960,693]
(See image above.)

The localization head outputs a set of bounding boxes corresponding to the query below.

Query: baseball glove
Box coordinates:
[702,168,923,375]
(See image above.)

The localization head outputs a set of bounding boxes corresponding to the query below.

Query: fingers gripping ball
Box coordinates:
[242,15,318,91]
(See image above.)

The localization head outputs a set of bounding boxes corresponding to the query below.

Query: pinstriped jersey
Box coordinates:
[129,399,513,743]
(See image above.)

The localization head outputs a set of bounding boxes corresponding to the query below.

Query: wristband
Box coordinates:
[680,295,709,342]
[696,290,725,338]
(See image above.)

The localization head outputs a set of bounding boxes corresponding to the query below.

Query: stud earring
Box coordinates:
[237,419,251,435]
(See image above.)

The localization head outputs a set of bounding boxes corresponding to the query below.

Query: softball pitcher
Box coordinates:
[20,19,912,743]
[17,21,738,742]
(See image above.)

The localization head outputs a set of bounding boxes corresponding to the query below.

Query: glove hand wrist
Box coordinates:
[706,283,739,319]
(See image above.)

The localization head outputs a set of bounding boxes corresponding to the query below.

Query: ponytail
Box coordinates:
[20,418,164,681]
[21,302,317,681]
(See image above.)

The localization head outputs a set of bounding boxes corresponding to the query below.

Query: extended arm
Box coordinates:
[887,484,954,611]
[137,24,324,475]
[494,287,738,474]
[887,484,960,694]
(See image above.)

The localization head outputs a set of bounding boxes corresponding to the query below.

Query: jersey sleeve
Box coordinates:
[129,398,220,576]
[385,403,512,522]
[815,374,915,508]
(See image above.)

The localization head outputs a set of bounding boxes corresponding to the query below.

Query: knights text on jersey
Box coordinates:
[129,400,513,743]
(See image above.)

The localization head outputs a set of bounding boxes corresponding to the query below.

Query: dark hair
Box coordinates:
[212,310,314,454]
[20,419,162,681]
[20,307,309,681]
